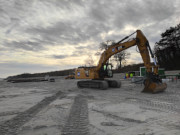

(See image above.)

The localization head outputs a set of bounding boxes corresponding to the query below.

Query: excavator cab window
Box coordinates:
[85,70,89,77]
[99,63,113,78]
[104,65,106,70]
[107,64,113,77]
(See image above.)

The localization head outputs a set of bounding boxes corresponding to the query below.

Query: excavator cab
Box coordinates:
[99,63,113,78]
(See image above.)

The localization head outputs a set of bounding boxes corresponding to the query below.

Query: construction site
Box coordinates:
[0,1,180,134]
[0,24,180,134]
[0,71,180,135]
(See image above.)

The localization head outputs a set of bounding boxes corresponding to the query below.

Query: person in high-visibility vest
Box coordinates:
[130,73,133,78]
[126,73,129,78]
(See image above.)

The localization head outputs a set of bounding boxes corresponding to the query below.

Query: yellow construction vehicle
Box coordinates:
[75,30,167,93]
[65,74,75,79]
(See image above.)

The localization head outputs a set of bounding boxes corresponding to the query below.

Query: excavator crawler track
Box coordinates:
[106,80,121,88]
[77,80,121,90]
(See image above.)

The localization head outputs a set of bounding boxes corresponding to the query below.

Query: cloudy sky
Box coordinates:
[0,0,179,78]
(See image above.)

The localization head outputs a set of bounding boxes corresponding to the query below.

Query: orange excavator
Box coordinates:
[75,30,167,93]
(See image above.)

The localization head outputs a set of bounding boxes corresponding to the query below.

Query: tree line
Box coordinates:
[6,69,75,80]
[154,23,180,70]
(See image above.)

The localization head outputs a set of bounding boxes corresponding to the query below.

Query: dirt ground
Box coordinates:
[0,73,180,135]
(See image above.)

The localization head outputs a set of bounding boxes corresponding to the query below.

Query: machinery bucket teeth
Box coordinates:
[142,79,167,93]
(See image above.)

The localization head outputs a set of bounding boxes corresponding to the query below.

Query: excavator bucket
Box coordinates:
[142,78,167,93]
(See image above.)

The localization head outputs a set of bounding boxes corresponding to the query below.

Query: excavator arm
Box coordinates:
[96,30,154,73]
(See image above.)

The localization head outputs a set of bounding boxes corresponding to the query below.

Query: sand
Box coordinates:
[0,73,180,135]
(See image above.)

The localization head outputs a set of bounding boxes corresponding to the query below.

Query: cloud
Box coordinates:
[5,40,44,51]
[51,54,69,59]
[1,0,178,52]
[25,21,87,46]
[114,0,175,28]
[0,0,179,77]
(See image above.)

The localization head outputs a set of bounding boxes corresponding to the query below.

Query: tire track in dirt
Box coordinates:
[62,94,89,135]
[104,89,180,114]
[91,109,144,124]
[92,89,180,114]
[0,111,20,117]
[0,91,65,135]
[124,96,180,114]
